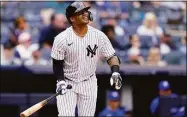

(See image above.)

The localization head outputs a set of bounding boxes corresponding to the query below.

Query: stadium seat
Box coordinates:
[29,21,44,30]
[115,49,129,63]
[40,48,52,61]
[24,10,42,22]
[162,51,183,65]
[3,2,19,9]
[31,31,40,44]
[115,36,129,49]
[180,52,186,65]
[126,23,140,35]
[18,2,46,9]
[141,49,149,60]
[129,10,144,24]
[166,9,182,21]
[171,36,182,49]
[1,24,10,44]
[139,35,154,49]
[157,11,168,27]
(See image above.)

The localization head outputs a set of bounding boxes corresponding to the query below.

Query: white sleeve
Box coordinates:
[51,36,67,60]
[100,34,115,60]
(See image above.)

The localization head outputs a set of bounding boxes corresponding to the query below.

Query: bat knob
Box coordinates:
[67,85,72,89]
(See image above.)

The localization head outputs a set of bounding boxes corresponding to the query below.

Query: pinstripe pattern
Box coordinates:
[57,77,98,116]
[51,25,115,116]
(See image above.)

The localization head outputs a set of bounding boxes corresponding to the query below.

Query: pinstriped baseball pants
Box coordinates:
[56,77,98,116]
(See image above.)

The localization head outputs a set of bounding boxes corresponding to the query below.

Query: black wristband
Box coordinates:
[111,65,120,73]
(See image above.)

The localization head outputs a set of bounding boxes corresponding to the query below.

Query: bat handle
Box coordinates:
[57,84,72,95]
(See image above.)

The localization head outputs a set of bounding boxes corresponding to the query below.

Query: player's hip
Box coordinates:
[64,72,97,82]
[61,74,97,97]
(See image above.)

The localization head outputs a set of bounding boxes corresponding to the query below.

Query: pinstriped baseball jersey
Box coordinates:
[51,25,115,82]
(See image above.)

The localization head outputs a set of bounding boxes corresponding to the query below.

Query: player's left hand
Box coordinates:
[110,72,122,90]
[56,80,67,95]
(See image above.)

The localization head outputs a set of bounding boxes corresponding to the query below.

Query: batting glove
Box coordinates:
[56,80,67,95]
[110,72,122,90]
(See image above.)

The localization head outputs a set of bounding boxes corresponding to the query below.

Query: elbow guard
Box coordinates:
[107,54,121,64]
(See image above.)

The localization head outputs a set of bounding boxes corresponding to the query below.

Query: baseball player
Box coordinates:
[51,2,122,116]
[99,91,124,117]
[150,80,185,117]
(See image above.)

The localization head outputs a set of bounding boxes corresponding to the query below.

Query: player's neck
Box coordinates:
[72,25,88,37]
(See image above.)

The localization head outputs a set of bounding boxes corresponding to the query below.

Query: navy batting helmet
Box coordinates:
[66,2,93,24]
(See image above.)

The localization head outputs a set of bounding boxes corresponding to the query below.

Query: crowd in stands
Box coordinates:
[1,1,186,66]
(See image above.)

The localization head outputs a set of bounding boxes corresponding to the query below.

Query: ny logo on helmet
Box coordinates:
[86,44,98,58]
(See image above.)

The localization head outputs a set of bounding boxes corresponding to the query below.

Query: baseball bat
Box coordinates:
[20,85,72,117]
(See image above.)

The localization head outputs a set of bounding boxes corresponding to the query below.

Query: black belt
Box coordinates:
[65,74,94,82]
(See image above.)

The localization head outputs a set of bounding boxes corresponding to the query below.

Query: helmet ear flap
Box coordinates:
[88,11,93,21]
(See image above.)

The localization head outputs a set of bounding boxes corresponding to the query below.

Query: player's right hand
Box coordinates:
[110,72,122,90]
[56,80,67,95]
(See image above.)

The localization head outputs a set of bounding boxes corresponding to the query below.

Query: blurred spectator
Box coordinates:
[138,1,152,7]
[160,33,177,55]
[137,12,163,45]
[179,36,186,65]
[40,1,71,26]
[39,13,67,48]
[1,42,21,65]
[127,34,144,65]
[105,18,125,37]
[146,47,167,66]
[132,1,141,8]
[150,81,185,117]
[45,1,71,14]
[96,1,129,30]
[1,45,3,62]
[99,91,124,116]
[15,32,39,61]
[9,16,30,46]
[24,48,49,66]
[39,46,52,62]
[40,8,55,26]
[101,25,127,50]
[1,1,186,66]
[96,1,129,19]
[151,2,162,8]
[162,2,186,25]
[180,36,186,54]
[160,2,186,10]
[1,1,6,7]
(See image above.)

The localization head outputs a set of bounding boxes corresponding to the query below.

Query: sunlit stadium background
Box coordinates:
[0,1,186,117]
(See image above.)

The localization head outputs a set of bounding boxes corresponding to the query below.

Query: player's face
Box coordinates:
[72,9,89,25]
[108,100,120,110]
[159,89,171,96]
